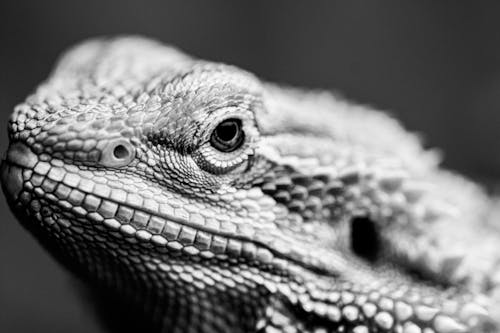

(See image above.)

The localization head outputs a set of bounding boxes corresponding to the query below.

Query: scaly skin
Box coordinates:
[1,37,500,333]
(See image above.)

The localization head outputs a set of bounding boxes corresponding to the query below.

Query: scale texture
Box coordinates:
[1,37,500,333]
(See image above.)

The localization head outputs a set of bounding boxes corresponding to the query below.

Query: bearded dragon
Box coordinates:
[2,37,499,333]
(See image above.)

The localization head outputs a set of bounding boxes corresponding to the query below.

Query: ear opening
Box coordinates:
[350,216,380,262]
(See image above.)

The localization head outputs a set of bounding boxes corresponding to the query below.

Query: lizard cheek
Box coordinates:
[99,139,136,168]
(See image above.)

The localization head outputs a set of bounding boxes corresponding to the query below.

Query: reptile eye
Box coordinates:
[210,118,244,152]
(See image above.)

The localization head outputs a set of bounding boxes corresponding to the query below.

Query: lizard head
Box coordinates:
[2,37,499,332]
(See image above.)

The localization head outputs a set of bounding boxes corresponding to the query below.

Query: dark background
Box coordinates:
[1,1,500,332]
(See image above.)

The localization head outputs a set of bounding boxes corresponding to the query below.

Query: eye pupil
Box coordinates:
[216,121,238,142]
[211,118,244,152]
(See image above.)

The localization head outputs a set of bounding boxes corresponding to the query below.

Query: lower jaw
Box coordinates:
[5,162,335,285]
[8,183,500,332]
[3,155,498,331]
[5,160,348,280]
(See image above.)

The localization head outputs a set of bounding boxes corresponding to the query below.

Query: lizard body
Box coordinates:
[1,37,500,333]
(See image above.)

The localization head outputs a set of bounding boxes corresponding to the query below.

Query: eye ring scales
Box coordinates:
[99,139,136,167]
[210,118,245,153]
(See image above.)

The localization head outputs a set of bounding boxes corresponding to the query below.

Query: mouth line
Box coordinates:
[54,189,341,277]
[85,195,343,277]
[7,155,340,278]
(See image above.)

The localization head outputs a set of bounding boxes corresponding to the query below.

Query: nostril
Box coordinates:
[113,144,129,159]
[100,139,135,167]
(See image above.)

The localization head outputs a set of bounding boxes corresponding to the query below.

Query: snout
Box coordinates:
[1,142,38,202]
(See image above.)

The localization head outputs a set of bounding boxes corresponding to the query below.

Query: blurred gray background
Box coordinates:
[1,1,500,332]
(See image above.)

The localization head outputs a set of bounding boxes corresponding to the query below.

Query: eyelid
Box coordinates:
[198,107,253,139]
[191,107,258,174]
